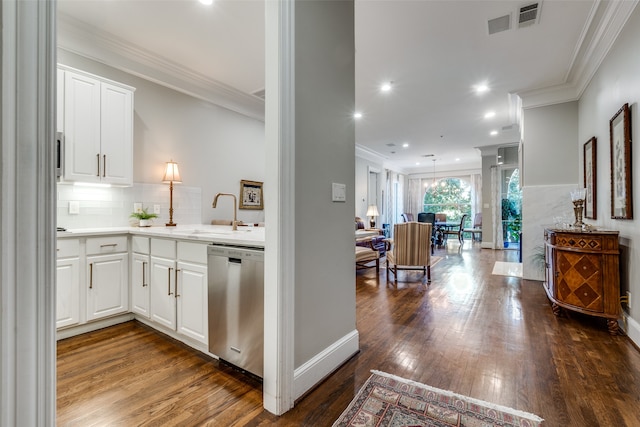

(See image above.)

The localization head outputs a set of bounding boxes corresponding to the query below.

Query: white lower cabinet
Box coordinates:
[149,239,209,346]
[150,254,177,329]
[86,252,129,321]
[131,252,150,318]
[56,239,80,328]
[177,261,208,344]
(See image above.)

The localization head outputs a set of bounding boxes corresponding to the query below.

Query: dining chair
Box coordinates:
[401,213,414,222]
[435,213,446,223]
[463,212,482,241]
[443,214,468,244]
[385,222,432,284]
[417,212,436,254]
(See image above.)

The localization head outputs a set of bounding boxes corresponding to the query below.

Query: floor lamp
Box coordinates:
[162,160,182,227]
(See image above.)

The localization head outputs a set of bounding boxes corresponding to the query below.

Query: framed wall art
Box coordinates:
[609,103,632,219]
[583,137,597,219]
[239,180,264,210]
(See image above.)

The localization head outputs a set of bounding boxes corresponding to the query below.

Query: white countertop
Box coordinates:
[57,224,265,248]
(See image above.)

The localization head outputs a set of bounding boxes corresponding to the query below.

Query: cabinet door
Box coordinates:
[177,261,208,345]
[101,83,133,185]
[150,256,177,330]
[86,253,129,321]
[131,253,150,318]
[63,70,101,183]
[56,257,80,328]
[555,250,604,312]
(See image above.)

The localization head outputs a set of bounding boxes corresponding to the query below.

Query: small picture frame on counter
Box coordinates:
[239,180,263,210]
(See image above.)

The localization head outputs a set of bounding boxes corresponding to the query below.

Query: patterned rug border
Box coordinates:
[370,370,543,423]
[333,370,543,426]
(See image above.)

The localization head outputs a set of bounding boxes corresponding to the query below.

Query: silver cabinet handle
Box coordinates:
[89,263,93,289]
[168,268,173,295]
[175,269,181,298]
[100,243,118,248]
[96,153,100,176]
[142,261,148,287]
[103,154,106,177]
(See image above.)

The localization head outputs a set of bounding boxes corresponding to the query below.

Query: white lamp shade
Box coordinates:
[366,205,379,217]
[162,161,182,183]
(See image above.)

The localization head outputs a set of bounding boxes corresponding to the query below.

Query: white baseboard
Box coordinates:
[621,311,640,348]
[293,329,359,400]
[481,242,493,249]
[56,313,134,340]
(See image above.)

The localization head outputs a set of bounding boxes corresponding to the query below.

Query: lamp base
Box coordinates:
[369,219,376,228]
[166,222,177,227]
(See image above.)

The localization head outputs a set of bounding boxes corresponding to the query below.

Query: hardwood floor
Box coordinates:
[57,243,640,426]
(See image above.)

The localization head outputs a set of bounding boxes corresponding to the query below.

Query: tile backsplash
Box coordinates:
[57,182,202,229]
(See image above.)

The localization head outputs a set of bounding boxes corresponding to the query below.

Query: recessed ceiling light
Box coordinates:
[475,83,489,94]
[354,112,362,119]
[455,158,460,161]
[415,162,420,166]
[490,130,498,136]
[199,0,213,5]
[402,142,409,148]
[381,82,392,92]
[484,111,496,119]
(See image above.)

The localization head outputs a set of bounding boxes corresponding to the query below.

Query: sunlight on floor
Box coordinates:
[492,261,522,278]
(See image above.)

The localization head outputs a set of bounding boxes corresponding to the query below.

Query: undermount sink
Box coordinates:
[189,229,252,235]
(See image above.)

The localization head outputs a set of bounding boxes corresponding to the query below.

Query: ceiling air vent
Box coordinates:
[252,88,266,100]
[488,14,511,35]
[386,143,396,147]
[422,154,434,158]
[518,2,541,28]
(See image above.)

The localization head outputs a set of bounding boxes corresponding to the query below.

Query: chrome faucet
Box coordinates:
[212,193,238,230]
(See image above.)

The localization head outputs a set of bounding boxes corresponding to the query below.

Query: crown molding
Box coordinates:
[57,13,265,122]
[518,0,638,109]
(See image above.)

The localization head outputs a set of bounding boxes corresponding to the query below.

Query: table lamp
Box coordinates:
[162,160,182,227]
[366,204,379,228]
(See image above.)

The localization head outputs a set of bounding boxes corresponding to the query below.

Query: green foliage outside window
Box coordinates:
[423,178,472,225]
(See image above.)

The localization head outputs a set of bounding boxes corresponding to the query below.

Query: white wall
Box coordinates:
[522,101,579,186]
[57,50,266,226]
[293,0,356,371]
[521,101,579,280]
[578,4,640,345]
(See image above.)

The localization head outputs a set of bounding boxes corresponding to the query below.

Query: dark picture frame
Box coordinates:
[583,137,597,219]
[239,180,263,210]
[609,103,632,219]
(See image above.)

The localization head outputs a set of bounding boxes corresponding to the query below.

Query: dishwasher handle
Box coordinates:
[228,257,242,264]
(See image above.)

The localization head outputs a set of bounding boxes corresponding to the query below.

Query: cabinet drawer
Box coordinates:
[86,236,127,255]
[57,239,80,258]
[151,238,176,259]
[131,236,150,254]
[178,241,207,264]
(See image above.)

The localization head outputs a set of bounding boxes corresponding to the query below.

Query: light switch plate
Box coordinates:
[332,183,346,202]
[134,203,143,213]
[69,201,79,215]
[153,204,161,214]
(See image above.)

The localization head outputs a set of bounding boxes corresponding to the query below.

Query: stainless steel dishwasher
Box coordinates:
[208,244,264,378]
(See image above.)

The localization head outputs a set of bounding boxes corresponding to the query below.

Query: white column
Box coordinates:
[1,0,57,425]
[263,0,296,415]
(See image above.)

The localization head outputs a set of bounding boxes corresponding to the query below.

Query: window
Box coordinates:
[423,178,471,223]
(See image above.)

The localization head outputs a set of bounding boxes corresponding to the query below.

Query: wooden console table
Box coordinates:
[543,228,621,335]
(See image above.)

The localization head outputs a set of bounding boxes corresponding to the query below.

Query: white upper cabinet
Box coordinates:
[59,65,134,186]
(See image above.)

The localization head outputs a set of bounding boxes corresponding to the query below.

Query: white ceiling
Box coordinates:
[57,0,633,174]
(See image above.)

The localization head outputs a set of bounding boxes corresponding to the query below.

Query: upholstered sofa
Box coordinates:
[355,217,386,255]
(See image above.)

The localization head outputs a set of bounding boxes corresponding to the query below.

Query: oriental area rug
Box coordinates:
[333,371,543,427]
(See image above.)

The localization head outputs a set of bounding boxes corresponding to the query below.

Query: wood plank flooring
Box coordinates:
[57,243,640,426]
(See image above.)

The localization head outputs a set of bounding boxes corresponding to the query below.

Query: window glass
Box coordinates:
[423,178,471,224]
